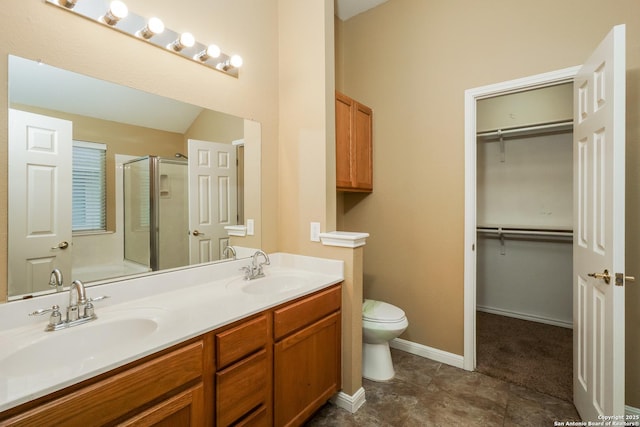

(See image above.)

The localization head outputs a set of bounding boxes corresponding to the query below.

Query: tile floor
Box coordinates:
[305,349,581,426]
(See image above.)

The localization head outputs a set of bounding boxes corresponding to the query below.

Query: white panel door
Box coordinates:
[8,109,73,296]
[188,139,237,264]
[573,25,626,420]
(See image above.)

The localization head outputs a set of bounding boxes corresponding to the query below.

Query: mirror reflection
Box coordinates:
[7,55,260,300]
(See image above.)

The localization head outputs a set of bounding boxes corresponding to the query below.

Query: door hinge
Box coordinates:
[615,272,636,287]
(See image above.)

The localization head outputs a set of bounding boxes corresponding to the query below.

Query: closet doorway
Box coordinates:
[474,83,574,401]
[463,24,628,420]
[462,65,579,371]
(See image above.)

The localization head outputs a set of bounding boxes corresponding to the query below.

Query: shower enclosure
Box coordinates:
[123,156,189,271]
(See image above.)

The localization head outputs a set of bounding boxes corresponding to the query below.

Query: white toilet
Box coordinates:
[362,299,409,381]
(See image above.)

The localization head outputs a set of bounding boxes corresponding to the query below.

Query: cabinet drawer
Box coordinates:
[216,314,267,369]
[274,284,341,340]
[216,349,268,427]
[3,341,204,427]
[235,405,267,427]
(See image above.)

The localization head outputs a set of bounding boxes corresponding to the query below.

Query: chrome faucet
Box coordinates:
[29,279,109,332]
[49,268,64,292]
[222,245,237,260]
[241,250,270,280]
[67,280,88,322]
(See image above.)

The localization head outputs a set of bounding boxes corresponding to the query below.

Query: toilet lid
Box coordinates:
[362,299,406,323]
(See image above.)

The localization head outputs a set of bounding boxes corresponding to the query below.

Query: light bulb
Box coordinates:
[195,44,221,62]
[103,0,128,26]
[205,44,221,59]
[169,32,195,52]
[179,32,195,48]
[230,55,243,68]
[138,17,164,39]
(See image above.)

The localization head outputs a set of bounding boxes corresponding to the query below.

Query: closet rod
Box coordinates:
[477,227,573,238]
[476,120,573,139]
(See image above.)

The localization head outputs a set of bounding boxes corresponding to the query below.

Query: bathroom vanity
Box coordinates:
[0,253,343,426]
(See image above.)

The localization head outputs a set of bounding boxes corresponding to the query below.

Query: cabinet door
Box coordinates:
[274,312,341,427]
[117,384,205,427]
[336,92,355,189]
[353,102,373,191]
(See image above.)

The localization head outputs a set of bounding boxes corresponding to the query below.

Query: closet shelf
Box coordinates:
[477,226,573,239]
[477,120,573,141]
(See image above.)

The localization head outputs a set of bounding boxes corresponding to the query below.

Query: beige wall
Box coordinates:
[184,109,244,146]
[336,0,640,407]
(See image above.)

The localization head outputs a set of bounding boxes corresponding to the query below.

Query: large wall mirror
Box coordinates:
[6,54,261,301]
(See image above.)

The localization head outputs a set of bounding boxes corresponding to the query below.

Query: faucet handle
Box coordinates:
[29,305,57,316]
[29,305,63,328]
[88,295,110,303]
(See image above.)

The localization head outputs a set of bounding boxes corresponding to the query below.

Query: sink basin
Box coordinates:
[0,315,160,381]
[227,272,310,295]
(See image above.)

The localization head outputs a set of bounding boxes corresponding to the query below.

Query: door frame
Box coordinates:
[463,66,581,371]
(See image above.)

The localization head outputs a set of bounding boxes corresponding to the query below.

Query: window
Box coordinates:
[72,140,107,232]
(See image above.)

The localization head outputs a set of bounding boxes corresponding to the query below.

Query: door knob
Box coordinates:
[588,269,611,285]
[51,241,69,250]
[192,230,205,236]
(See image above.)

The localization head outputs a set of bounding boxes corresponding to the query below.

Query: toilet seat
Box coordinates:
[363,299,406,323]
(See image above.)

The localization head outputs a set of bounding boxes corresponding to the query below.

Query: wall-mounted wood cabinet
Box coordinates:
[336,92,373,192]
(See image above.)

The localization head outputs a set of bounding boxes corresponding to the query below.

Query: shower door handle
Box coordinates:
[192,230,205,236]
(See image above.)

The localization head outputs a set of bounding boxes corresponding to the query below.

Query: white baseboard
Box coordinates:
[627,405,640,417]
[391,338,464,369]
[332,387,366,413]
[477,305,573,329]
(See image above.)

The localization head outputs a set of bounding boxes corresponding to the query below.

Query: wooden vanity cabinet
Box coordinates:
[0,284,342,427]
[0,338,210,427]
[273,285,342,427]
[336,91,373,192]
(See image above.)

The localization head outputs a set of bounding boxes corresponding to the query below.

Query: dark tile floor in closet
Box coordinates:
[305,348,580,426]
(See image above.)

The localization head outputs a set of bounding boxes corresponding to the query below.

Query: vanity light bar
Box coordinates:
[46,0,243,78]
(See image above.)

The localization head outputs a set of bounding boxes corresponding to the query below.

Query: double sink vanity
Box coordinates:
[0,252,344,426]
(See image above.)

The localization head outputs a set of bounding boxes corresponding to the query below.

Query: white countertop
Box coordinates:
[0,253,343,413]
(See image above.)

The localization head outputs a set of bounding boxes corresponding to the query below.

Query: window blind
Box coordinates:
[72,141,107,232]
